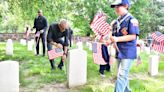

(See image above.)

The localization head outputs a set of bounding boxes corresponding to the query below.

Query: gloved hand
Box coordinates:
[40,29,44,33]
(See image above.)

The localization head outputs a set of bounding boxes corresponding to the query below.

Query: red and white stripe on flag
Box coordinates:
[151,31,164,53]
[90,10,111,40]
[92,42,107,65]
[48,48,63,60]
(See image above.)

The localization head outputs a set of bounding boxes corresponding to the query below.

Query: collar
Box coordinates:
[120,13,129,20]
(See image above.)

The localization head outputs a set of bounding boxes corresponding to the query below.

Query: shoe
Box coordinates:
[58,61,64,70]
[58,65,63,70]
[100,73,106,78]
[99,70,106,78]
[106,68,110,72]
[106,65,111,72]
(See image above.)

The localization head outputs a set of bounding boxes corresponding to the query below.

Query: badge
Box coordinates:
[121,27,128,35]
[131,19,139,26]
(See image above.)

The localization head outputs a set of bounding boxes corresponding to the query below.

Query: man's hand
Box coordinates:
[57,43,63,49]
[50,42,63,49]
[62,54,67,61]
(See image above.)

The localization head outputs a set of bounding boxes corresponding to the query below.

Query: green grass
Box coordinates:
[0,42,164,92]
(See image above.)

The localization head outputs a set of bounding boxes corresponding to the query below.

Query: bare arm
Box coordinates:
[117,34,136,42]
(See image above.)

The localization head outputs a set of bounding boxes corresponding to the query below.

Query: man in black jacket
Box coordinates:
[47,19,69,70]
[33,10,48,56]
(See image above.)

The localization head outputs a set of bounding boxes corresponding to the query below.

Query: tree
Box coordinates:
[0,0,164,37]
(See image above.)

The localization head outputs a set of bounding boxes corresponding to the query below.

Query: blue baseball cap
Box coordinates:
[111,0,130,8]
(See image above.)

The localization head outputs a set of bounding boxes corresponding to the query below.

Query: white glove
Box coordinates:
[40,30,44,33]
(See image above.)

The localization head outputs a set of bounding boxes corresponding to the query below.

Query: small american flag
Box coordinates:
[151,31,164,53]
[92,42,107,65]
[48,48,63,60]
[25,30,30,39]
[90,10,111,40]
[35,31,40,37]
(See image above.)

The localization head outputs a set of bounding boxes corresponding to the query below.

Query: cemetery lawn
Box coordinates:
[0,42,164,92]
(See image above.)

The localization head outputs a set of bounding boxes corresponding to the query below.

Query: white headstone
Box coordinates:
[149,55,159,76]
[76,42,83,50]
[137,47,140,56]
[88,43,92,51]
[145,47,150,54]
[86,42,89,47]
[20,39,26,46]
[20,39,23,44]
[27,40,33,51]
[67,49,87,88]
[31,39,35,45]
[0,61,19,92]
[6,39,13,55]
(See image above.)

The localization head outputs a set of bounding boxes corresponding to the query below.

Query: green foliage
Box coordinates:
[0,0,164,38]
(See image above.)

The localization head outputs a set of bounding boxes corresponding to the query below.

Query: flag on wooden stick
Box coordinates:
[48,48,63,60]
[90,10,111,40]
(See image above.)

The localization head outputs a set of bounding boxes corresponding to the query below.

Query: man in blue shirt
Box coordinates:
[110,0,140,92]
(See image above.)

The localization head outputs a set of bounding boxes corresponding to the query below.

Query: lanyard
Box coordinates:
[116,13,131,33]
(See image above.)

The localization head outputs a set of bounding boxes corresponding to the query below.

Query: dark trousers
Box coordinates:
[35,33,46,55]
[99,64,110,74]
[69,37,72,47]
[47,40,64,69]
[99,44,111,74]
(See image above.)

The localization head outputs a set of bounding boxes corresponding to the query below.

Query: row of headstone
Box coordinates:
[4,38,159,90]
[137,38,160,76]
[6,39,36,56]
[0,61,19,92]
